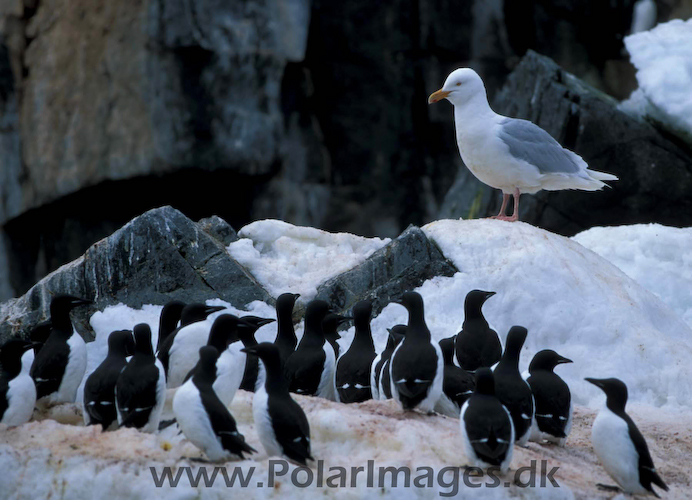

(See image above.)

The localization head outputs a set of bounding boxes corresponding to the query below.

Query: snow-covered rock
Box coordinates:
[573,224,692,328]
[622,18,692,144]
[227,220,390,301]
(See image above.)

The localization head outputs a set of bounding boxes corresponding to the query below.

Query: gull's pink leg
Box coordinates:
[489,193,510,219]
[508,188,520,222]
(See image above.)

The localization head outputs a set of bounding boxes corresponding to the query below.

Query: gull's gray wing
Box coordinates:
[498,118,581,175]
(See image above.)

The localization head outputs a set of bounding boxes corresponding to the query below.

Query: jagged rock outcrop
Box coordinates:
[0,207,271,343]
[315,226,457,317]
[440,51,692,235]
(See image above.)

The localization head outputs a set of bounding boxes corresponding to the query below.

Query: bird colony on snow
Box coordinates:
[0,69,669,498]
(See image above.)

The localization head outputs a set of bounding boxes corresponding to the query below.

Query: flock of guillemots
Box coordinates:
[0,290,668,496]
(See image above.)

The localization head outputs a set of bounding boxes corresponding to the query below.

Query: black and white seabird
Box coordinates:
[157,303,226,387]
[184,314,248,406]
[434,335,475,418]
[30,295,92,404]
[284,300,336,400]
[20,319,52,370]
[524,349,573,446]
[586,377,669,497]
[460,368,514,472]
[156,300,186,352]
[322,312,352,360]
[116,323,166,433]
[0,339,37,426]
[493,326,534,446]
[238,316,276,392]
[83,330,135,429]
[390,292,444,413]
[173,346,256,462]
[455,290,501,372]
[375,325,406,400]
[336,300,377,403]
[244,342,313,465]
[273,293,300,363]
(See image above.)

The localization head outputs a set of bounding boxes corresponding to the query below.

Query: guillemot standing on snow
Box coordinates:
[493,326,534,446]
[1,339,36,426]
[156,300,186,352]
[322,312,352,359]
[336,300,377,403]
[245,342,313,465]
[30,295,91,404]
[116,323,166,433]
[238,316,276,392]
[376,325,406,400]
[586,377,668,497]
[285,300,336,400]
[460,368,514,472]
[390,292,444,413]
[273,293,300,363]
[173,346,256,462]
[157,303,226,387]
[83,330,135,429]
[455,290,501,372]
[434,335,475,418]
[524,350,573,446]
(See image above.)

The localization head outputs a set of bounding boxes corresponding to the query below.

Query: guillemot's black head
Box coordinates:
[0,339,34,376]
[529,349,572,374]
[585,377,628,412]
[438,335,456,365]
[132,323,154,356]
[394,291,424,314]
[386,325,407,348]
[504,326,528,356]
[276,293,300,316]
[108,330,135,357]
[159,300,186,330]
[208,314,247,349]
[304,300,332,331]
[474,367,496,396]
[241,316,276,331]
[322,313,352,338]
[352,300,373,328]
[464,290,495,314]
[241,342,281,366]
[180,303,226,326]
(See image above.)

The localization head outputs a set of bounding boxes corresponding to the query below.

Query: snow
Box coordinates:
[227,219,390,301]
[2,394,690,499]
[3,217,692,498]
[621,18,692,143]
[573,224,692,328]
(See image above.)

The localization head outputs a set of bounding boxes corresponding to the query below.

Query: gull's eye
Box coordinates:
[456,82,461,86]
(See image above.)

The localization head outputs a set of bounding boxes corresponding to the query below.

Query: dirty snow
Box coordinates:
[227,220,390,301]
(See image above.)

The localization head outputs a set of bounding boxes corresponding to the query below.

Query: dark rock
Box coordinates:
[0,206,272,344]
[440,51,692,235]
[315,226,457,317]
[197,216,238,246]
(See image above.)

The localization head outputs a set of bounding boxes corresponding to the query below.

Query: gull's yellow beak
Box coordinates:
[428,89,451,104]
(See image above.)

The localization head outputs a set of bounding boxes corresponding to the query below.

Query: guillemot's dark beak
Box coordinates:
[240,346,257,355]
[557,356,573,365]
[204,305,226,316]
[585,378,603,388]
[255,318,276,328]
